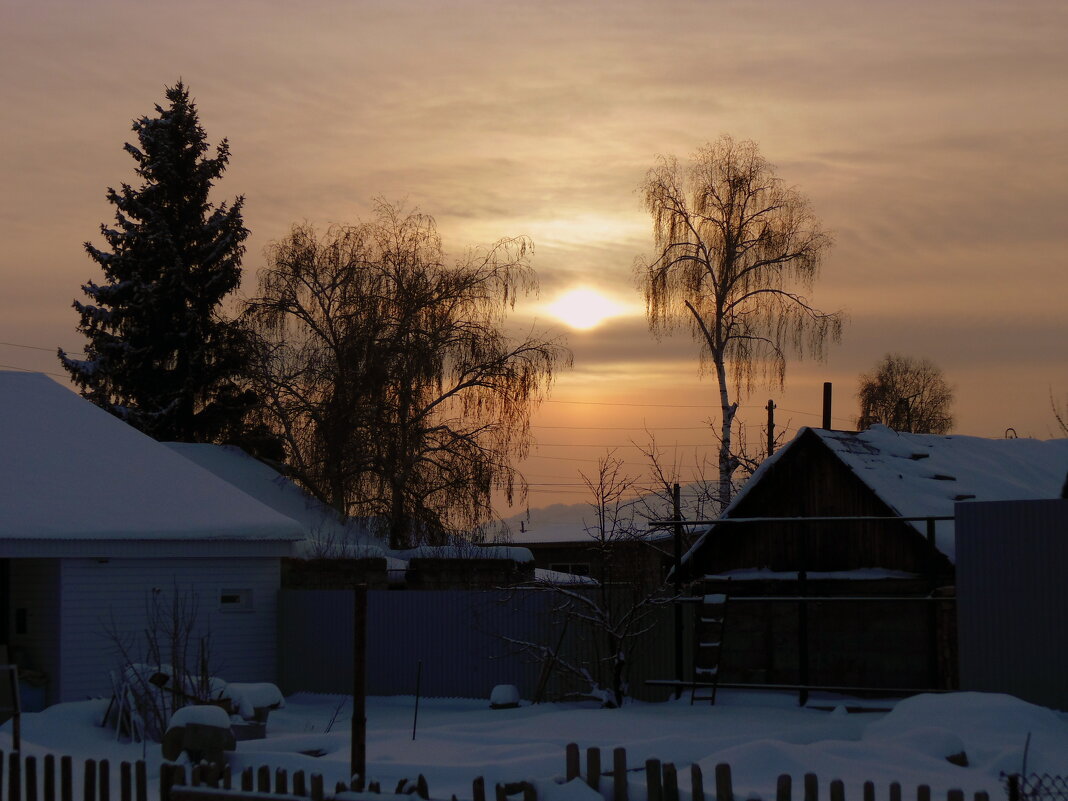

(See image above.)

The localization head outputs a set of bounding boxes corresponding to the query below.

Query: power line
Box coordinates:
[0,341,85,357]
[0,363,68,379]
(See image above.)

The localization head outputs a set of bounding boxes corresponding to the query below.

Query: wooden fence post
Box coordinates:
[587,748,601,792]
[566,744,580,782]
[613,748,628,801]
[44,754,56,801]
[663,763,679,801]
[976,793,990,801]
[803,773,818,801]
[10,750,22,801]
[135,761,146,801]
[691,764,705,801]
[241,767,253,792]
[646,760,663,801]
[889,782,901,801]
[473,777,486,801]
[276,768,289,795]
[863,781,874,801]
[294,771,307,797]
[829,779,844,801]
[776,774,792,801]
[310,774,324,801]
[120,762,131,801]
[62,757,73,801]
[26,755,38,801]
[257,765,270,793]
[84,759,97,801]
[947,790,963,801]
[714,763,732,801]
[918,785,931,801]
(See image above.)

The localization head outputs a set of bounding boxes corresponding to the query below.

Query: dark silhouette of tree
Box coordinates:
[59,81,256,444]
[636,136,842,508]
[245,202,569,548]
[856,353,954,434]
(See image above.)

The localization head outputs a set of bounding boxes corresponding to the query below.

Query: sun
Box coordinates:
[545,287,632,331]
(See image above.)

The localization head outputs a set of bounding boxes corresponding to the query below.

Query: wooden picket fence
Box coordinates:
[1,744,1001,801]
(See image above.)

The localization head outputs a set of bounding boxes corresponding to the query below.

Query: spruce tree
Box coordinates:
[60,81,255,443]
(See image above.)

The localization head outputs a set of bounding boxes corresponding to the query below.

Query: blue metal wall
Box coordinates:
[956,498,1068,711]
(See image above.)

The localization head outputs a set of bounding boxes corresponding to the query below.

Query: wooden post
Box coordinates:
[84,760,97,801]
[948,790,964,801]
[673,482,684,700]
[776,774,791,801]
[44,755,55,801]
[416,774,429,800]
[522,783,536,801]
[25,756,37,801]
[135,761,146,801]
[889,782,901,801]
[766,400,776,457]
[690,764,704,801]
[10,750,22,801]
[613,747,628,801]
[352,585,368,786]
[120,763,132,801]
[803,773,818,801]
[863,781,875,801]
[663,763,679,801]
[473,776,487,801]
[294,771,307,797]
[586,747,601,791]
[830,779,845,801]
[495,784,507,801]
[310,774,324,801]
[646,760,663,801]
[566,743,580,782]
[714,764,732,801]
[257,765,270,793]
[276,767,289,794]
[918,785,931,801]
[241,767,254,792]
[822,383,832,430]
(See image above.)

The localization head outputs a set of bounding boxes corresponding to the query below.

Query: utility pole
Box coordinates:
[822,382,832,430]
[766,399,776,457]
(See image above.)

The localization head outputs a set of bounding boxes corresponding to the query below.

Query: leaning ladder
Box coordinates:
[691,584,730,705]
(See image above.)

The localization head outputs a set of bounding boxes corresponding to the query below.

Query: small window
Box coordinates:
[219,588,253,612]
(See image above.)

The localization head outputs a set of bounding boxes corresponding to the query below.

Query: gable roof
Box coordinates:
[165,442,388,558]
[685,425,1068,564]
[0,372,303,541]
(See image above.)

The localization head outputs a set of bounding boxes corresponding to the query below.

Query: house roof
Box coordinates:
[0,372,303,542]
[685,425,1068,564]
[165,442,391,559]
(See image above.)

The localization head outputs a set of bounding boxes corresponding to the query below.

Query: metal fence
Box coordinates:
[1004,774,1068,801]
[278,588,690,702]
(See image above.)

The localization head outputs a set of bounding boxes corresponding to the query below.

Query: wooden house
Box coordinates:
[0,372,303,706]
[676,425,1068,694]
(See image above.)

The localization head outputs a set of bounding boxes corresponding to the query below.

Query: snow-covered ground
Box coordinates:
[3,691,1067,800]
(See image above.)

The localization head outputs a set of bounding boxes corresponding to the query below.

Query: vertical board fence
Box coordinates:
[0,747,1019,801]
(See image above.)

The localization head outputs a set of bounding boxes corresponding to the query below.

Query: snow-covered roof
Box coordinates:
[685,425,1068,563]
[0,372,303,541]
[166,442,388,559]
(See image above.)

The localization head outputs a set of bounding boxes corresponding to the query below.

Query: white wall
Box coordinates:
[8,559,61,703]
[57,557,281,702]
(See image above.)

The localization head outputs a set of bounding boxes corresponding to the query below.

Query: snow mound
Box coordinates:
[167,704,232,732]
[863,693,1068,775]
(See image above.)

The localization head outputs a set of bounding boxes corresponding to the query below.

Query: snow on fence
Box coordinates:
[0,747,1036,801]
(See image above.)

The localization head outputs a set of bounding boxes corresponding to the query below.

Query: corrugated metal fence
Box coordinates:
[278,589,691,702]
[956,498,1068,711]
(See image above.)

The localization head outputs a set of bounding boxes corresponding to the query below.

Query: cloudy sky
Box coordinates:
[2,0,1066,512]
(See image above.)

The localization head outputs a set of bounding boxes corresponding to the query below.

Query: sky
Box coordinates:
[2,0,1066,515]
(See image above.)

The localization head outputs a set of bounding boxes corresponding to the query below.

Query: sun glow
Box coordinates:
[545,287,634,331]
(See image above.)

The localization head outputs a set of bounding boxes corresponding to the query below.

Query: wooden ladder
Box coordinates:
[691,584,730,705]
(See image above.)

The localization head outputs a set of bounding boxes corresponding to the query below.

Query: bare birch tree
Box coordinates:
[245,202,569,548]
[637,137,842,507]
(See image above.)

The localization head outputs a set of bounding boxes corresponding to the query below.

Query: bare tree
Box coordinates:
[501,454,658,707]
[245,202,569,548]
[856,353,953,434]
[1052,391,1068,436]
[637,137,842,509]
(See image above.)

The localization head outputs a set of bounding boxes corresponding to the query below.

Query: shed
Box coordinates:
[681,425,1068,579]
[0,372,303,706]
